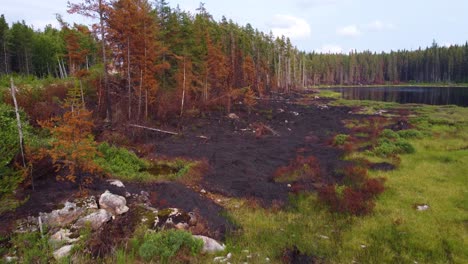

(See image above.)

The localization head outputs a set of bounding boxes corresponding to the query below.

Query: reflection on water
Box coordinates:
[323,86,468,107]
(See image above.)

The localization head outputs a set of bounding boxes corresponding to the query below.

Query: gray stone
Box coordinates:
[53,245,73,260]
[193,235,225,253]
[39,202,84,227]
[99,190,129,215]
[49,229,79,245]
[74,209,112,230]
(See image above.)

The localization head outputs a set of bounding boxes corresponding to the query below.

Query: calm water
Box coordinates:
[323,86,468,107]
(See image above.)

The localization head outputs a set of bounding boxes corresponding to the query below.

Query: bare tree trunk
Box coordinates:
[145,89,148,120]
[138,69,142,121]
[127,37,132,120]
[180,56,186,117]
[10,78,31,189]
[57,58,64,79]
[79,80,85,106]
[99,0,111,124]
[3,41,8,74]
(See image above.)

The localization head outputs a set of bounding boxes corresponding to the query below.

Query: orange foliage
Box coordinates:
[38,87,101,192]
[243,87,257,114]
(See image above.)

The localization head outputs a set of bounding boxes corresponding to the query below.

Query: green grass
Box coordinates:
[219,103,468,263]
[95,143,198,183]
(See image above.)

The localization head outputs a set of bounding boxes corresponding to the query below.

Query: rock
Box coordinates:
[49,229,79,245]
[193,235,226,253]
[226,252,232,259]
[188,212,197,226]
[156,208,191,230]
[53,245,73,260]
[39,202,84,227]
[200,189,207,194]
[74,209,112,230]
[108,179,125,188]
[76,196,98,209]
[416,204,430,211]
[125,191,132,198]
[228,113,240,120]
[292,111,299,116]
[3,256,17,263]
[99,190,129,215]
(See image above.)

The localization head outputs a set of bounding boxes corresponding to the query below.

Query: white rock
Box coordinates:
[108,179,125,188]
[213,256,225,262]
[417,204,430,211]
[99,190,129,215]
[200,189,207,194]
[4,256,17,263]
[226,252,232,259]
[74,209,112,230]
[53,245,73,260]
[265,257,270,261]
[193,235,226,253]
[228,113,240,120]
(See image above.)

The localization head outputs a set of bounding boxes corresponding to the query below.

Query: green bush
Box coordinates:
[380,129,400,140]
[374,138,415,157]
[333,134,350,146]
[397,129,423,139]
[138,230,203,263]
[95,143,150,181]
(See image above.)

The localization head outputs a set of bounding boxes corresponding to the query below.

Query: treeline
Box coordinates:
[1,0,468,120]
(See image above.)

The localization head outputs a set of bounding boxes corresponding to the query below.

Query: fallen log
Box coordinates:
[128,124,179,135]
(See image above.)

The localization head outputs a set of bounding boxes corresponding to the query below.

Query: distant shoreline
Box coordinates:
[314,83,468,89]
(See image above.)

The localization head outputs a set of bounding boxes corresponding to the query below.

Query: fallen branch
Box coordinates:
[263,124,280,136]
[128,124,179,135]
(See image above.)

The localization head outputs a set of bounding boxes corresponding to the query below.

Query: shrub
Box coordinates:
[333,134,349,146]
[274,155,321,183]
[397,129,423,139]
[374,138,415,157]
[95,142,150,180]
[380,129,399,140]
[318,165,386,216]
[138,230,203,263]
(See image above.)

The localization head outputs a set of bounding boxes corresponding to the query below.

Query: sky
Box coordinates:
[1,0,468,53]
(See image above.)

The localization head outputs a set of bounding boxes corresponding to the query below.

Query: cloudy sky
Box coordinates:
[2,0,468,53]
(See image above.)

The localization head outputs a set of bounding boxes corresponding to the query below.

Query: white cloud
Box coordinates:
[315,44,345,54]
[269,14,311,39]
[366,20,396,31]
[337,25,361,37]
[296,0,339,8]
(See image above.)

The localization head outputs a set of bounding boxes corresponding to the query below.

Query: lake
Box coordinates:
[322,86,468,107]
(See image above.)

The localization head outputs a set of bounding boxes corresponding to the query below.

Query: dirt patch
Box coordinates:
[370,162,396,171]
[149,96,356,204]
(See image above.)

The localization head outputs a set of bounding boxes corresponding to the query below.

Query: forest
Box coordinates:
[0,0,467,263]
[1,0,468,121]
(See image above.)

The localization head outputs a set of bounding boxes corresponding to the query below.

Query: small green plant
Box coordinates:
[10,231,51,263]
[138,230,203,263]
[333,134,350,146]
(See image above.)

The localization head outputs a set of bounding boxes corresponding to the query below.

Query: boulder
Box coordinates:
[39,202,84,227]
[53,245,73,260]
[107,179,125,188]
[193,235,226,253]
[49,229,79,245]
[74,209,112,230]
[99,190,129,215]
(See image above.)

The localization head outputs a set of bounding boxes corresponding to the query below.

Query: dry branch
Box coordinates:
[128,124,179,135]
